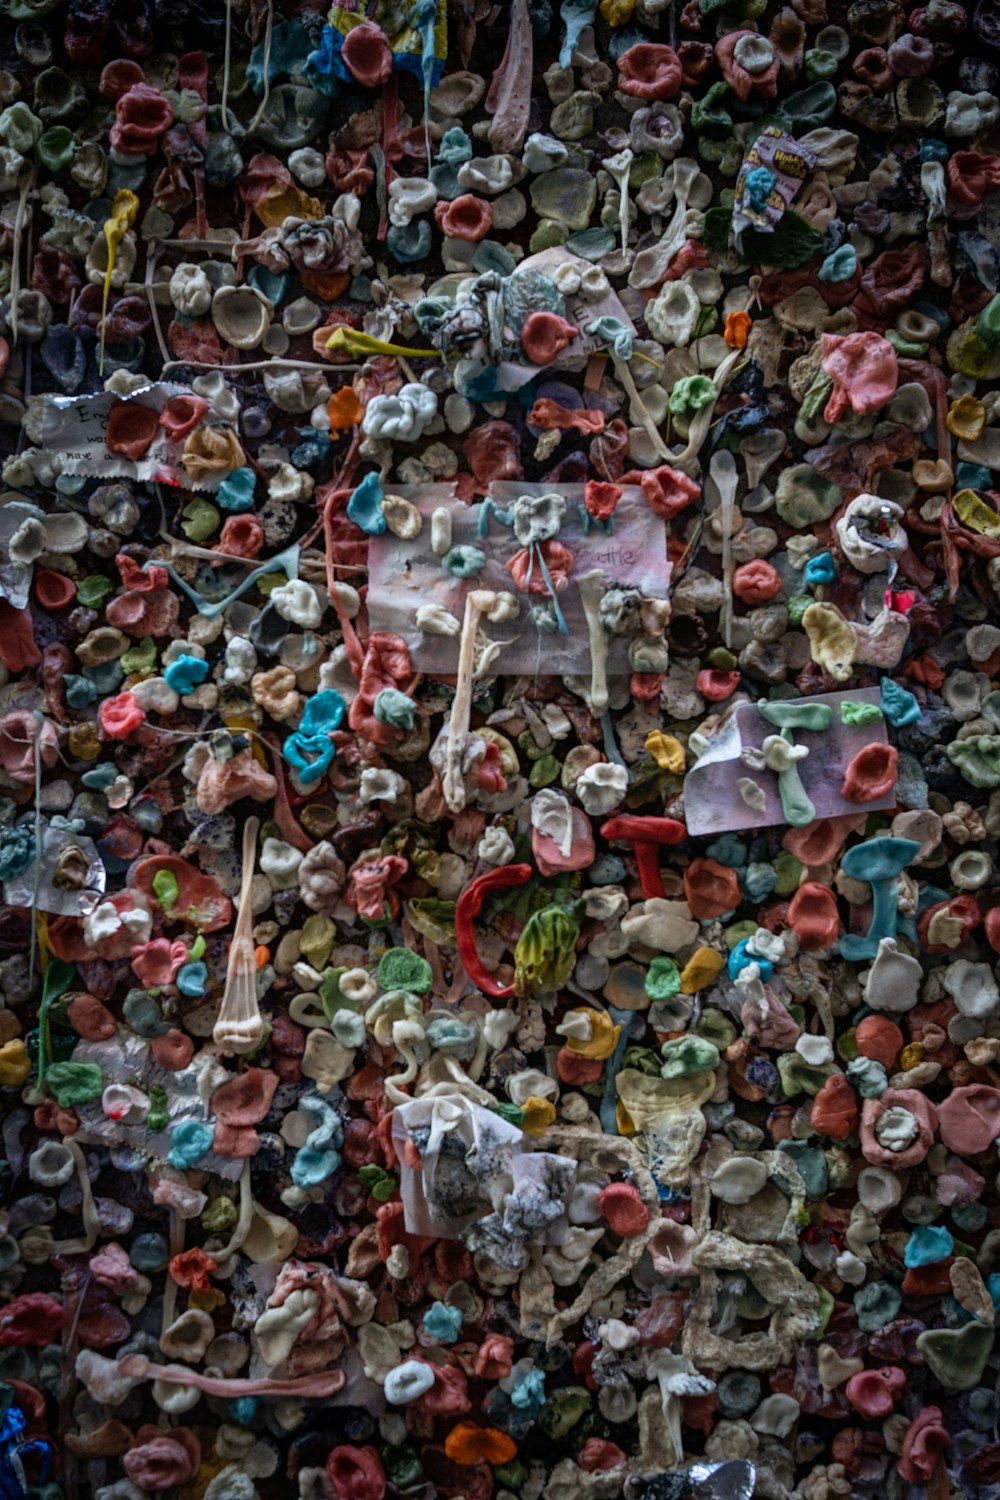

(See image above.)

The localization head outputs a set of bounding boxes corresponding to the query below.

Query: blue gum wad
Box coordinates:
[164,654,210,695]
[347,470,387,534]
[283,689,346,783]
[168,1119,215,1169]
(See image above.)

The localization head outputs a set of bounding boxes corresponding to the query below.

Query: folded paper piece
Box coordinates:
[685,688,896,835]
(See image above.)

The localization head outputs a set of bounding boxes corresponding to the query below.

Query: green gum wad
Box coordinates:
[377,948,432,993]
[36,125,75,170]
[300,914,335,970]
[514,904,581,996]
[318,967,352,1020]
[629,151,662,187]
[46,1061,103,1108]
[695,306,718,338]
[785,596,810,627]
[384,1450,423,1488]
[624,1046,663,1077]
[703,207,823,269]
[947,734,1000,787]
[77,575,113,609]
[645,956,681,1000]
[406,898,456,942]
[690,81,732,134]
[529,753,560,787]
[37,959,75,1080]
[182,499,221,542]
[885,329,928,358]
[814,1285,835,1337]
[529,220,568,252]
[975,290,1000,352]
[147,1084,169,1133]
[152,869,179,912]
[948,323,998,380]
[495,1462,530,1490]
[799,371,833,421]
[783,82,837,128]
[777,1052,831,1097]
[669,374,716,417]
[779,588,809,624]
[256,572,287,597]
[804,48,838,79]
[840,700,883,726]
[917,1323,995,1390]
[724,919,758,949]
[836,1027,859,1063]
[492,1100,524,1126]
[694,1009,737,1050]
[538,1387,591,1439]
[358,1164,397,1201]
[699,136,743,176]
[374,688,417,729]
[660,1035,720,1078]
[202,1196,238,1232]
[705,647,737,670]
[121,638,157,676]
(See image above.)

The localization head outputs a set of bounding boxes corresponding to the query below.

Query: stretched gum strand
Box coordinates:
[117,1352,346,1399]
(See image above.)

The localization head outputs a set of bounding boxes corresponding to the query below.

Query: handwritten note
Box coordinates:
[41,383,217,490]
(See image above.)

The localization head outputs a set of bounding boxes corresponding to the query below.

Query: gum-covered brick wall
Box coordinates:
[0,0,996,1495]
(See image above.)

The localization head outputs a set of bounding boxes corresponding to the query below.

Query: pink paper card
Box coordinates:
[684,687,896,835]
[367,481,670,677]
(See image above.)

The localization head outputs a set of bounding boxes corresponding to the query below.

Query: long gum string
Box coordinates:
[221,0,233,130]
[29,710,44,994]
[10,167,33,345]
[245,0,275,135]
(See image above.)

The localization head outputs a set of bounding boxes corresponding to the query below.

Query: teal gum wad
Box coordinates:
[283,690,346,783]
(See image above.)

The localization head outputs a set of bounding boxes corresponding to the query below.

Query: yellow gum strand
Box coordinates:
[324,326,440,359]
[100,189,140,375]
[35,910,55,972]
